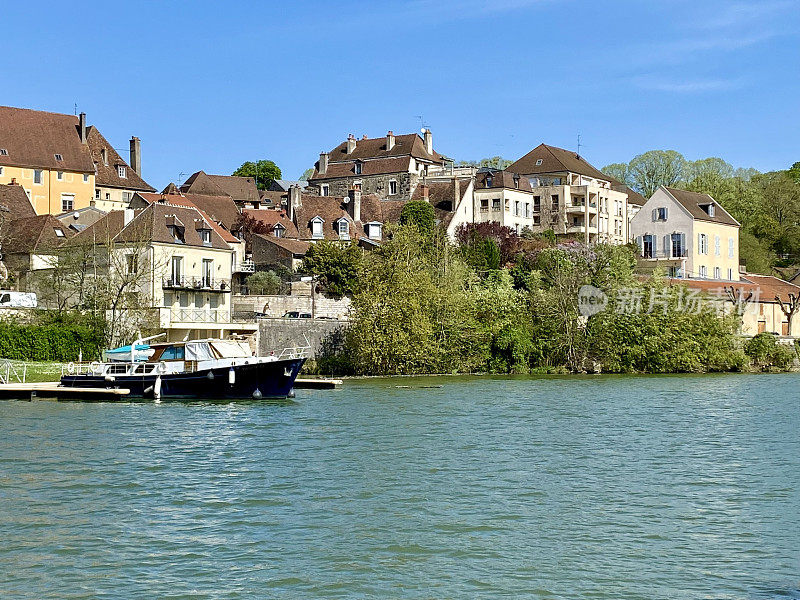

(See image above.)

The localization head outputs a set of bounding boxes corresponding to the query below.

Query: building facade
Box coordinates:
[631,186,740,281]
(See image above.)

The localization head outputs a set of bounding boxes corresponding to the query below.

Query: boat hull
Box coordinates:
[60,358,306,400]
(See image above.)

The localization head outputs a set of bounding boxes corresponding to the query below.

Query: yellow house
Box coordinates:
[631,186,740,281]
[0,106,96,214]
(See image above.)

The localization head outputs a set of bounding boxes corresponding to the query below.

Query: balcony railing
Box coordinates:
[163,277,231,292]
[170,308,231,324]
[235,260,255,273]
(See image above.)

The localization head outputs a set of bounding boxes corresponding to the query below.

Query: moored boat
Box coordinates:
[60,338,307,400]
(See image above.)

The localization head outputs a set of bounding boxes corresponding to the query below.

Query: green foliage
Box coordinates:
[299,167,315,181]
[232,160,281,190]
[0,312,105,361]
[246,270,282,295]
[744,333,796,371]
[788,161,800,183]
[300,241,363,298]
[456,157,513,169]
[399,200,436,235]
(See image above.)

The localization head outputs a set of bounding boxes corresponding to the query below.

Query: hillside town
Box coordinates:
[1,103,799,355]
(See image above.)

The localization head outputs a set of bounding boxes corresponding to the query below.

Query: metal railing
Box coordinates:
[170,308,232,323]
[235,260,255,273]
[0,361,27,384]
[163,277,231,291]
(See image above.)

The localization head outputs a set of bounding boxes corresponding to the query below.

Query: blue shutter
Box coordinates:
[664,235,671,258]
[652,208,657,221]
[680,233,686,257]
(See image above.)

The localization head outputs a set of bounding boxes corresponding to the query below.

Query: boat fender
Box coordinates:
[143,385,154,395]
[228,368,235,385]
[283,367,293,377]
[104,375,115,382]
[207,371,215,380]
[154,375,162,402]
[90,361,102,375]
[252,388,262,400]
[157,361,168,374]
[67,362,75,374]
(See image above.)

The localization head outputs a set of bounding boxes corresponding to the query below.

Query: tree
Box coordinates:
[233,212,273,250]
[788,161,800,183]
[300,241,363,298]
[299,168,315,181]
[775,292,800,334]
[232,160,281,190]
[627,150,687,198]
[455,222,520,266]
[246,270,282,295]
[601,162,631,185]
[456,157,513,169]
[399,200,436,235]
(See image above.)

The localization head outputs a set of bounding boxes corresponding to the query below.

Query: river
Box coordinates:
[1,374,799,599]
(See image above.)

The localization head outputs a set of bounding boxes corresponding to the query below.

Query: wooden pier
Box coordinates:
[0,382,131,401]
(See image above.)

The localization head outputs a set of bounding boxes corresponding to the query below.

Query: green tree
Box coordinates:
[300,241,363,298]
[299,167,315,181]
[788,161,800,183]
[601,162,631,185]
[232,160,282,190]
[246,270,282,295]
[399,200,436,235]
[627,150,687,198]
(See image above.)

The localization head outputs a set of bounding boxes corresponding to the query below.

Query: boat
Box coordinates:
[60,338,308,400]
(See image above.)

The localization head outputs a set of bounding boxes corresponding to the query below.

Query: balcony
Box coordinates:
[169,308,231,324]
[163,277,232,292]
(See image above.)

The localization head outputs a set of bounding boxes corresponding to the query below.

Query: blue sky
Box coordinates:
[4,0,798,189]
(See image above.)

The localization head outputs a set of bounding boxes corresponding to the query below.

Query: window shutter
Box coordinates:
[652,235,658,254]
[652,208,657,221]
[663,207,668,220]
[664,235,670,258]
[698,233,702,254]
[680,233,686,257]
[635,235,643,254]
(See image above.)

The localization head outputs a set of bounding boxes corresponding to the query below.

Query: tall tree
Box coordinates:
[232,160,281,190]
[627,150,687,198]
[601,162,631,186]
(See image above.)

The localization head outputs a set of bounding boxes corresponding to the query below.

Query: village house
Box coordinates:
[309,129,446,200]
[470,169,536,233]
[506,143,630,244]
[72,203,256,341]
[180,171,260,209]
[0,106,153,215]
[631,186,740,281]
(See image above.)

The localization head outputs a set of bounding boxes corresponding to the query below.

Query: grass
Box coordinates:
[1,360,64,383]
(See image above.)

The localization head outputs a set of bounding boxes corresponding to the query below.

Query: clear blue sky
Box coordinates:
[4,0,798,190]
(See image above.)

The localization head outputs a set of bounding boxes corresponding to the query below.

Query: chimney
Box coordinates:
[288,184,303,221]
[129,137,141,176]
[123,208,135,226]
[423,128,433,155]
[79,112,87,144]
[347,189,362,222]
[420,184,430,202]
[452,178,460,210]
[9,178,17,185]
[386,130,395,151]
[346,134,357,154]
[318,152,329,175]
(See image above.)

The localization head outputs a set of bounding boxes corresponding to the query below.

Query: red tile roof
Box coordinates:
[135,193,241,244]
[86,127,155,192]
[0,183,37,222]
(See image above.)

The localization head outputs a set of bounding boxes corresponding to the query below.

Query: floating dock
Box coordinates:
[0,382,131,401]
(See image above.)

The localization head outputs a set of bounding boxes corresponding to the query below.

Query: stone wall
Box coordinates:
[258,318,347,357]
[321,172,417,201]
[232,291,351,320]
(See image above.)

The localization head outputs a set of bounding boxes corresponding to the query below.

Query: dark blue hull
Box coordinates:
[60,358,306,400]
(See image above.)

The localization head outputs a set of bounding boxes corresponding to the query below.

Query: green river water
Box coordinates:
[1,373,799,599]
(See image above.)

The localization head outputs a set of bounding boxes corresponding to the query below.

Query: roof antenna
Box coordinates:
[576,133,582,158]
[74,103,78,116]
[415,115,429,132]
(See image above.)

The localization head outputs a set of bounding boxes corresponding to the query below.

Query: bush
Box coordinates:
[246,270,282,295]
[300,241,363,298]
[399,200,435,235]
[745,333,797,370]
[0,312,105,361]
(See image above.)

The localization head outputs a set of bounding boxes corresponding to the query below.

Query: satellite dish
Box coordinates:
[421,127,427,133]
[73,211,80,219]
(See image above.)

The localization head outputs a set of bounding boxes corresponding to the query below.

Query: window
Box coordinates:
[389,180,398,195]
[0,166,3,176]
[535,159,543,166]
[95,189,100,199]
[311,218,324,239]
[354,162,362,175]
[642,234,655,258]
[54,154,63,162]
[480,198,489,212]
[33,170,43,185]
[178,292,189,308]
[163,292,174,307]
[671,233,686,258]
[320,184,329,197]
[551,194,559,210]
[338,220,350,240]
[83,173,89,183]
[200,229,211,245]
[57,171,64,181]
[698,233,708,255]
[367,223,382,241]
[524,203,530,218]
[714,266,721,279]
[486,175,493,188]
[171,256,184,284]
[492,198,501,211]
[126,254,138,274]
[714,235,720,256]
[105,193,110,200]
[533,215,540,225]
[533,196,541,212]
[116,165,126,179]
[61,195,74,212]
[161,345,185,360]
[54,228,65,238]
[101,148,108,165]
[728,268,733,280]
[653,207,668,221]
[202,259,214,287]
[273,223,285,238]
[708,204,715,217]
[353,182,362,191]
[728,237,734,258]
[699,265,707,278]
[514,201,520,216]
[0,149,7,156]
[122,192,131,203]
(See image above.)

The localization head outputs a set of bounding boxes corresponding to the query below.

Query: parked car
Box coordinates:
[282,311,312,319]
[0,291,37,308]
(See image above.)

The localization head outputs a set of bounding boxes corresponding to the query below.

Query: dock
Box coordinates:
[0,382,131,401]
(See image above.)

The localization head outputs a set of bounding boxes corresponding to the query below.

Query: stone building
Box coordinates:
[309,130,446,200]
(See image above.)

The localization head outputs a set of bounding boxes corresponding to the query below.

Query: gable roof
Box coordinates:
[0,183,37,222]
[506,143,612,182]
[180,171,260,204]
[671,274,800,304]
[114,203,230,250]
[253,233,311,256]
[86,127,155,192]
[243,208,298,238]
[0,106,95,173]
[135,191,240,231]
[409,178,472,229]
[293,195,365,241]
[269,180,308,192]
[2,214,72,255]
[662,186,739,227]
[56,205,107,232]
[70,210,129,245]
[473,170,533,193]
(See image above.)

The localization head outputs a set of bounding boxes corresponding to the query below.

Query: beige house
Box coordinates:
[471,170,536,233]
[506,143,629,244]
[88,130,155,211]
[631,186,740,281]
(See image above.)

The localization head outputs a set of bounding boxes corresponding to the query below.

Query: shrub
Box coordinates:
[399,200,435,235]
[246,270,282,295]
[0,312,106,361]
[745,333,797,370]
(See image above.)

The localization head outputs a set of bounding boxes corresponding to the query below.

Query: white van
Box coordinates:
[0,291,38,308]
